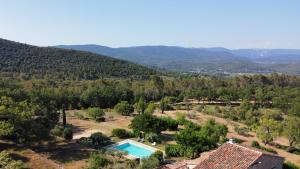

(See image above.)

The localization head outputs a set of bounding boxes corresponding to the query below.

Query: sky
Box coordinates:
[0,0,299,49]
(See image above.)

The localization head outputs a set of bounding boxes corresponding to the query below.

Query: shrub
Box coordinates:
[88,153,109,169]
[234,125,250,137]
[139,156,160,169]
[187,111,197,119]
[130,113,167,134]
[283,161,300,169]
[251,141,260,148]
[160,116,179,131]
[50,125,64,136]
[183,120,201,130]
[150,151,164,163]
[262,147,278,154]
[74,111,85,119]
[145,102,155,114]
[165,144,184,157]
[197,105,205,112]
[285,147,300,155]
[132,129,142,137]
[63,127,73,141]
[145,132,161,143]
[230,137,244,144]
[126,159,138,169]
[0,151,26,169]
[114,101,134,116]
[90,132,110,147]
[176,113,187,125]
[87,107,105,122]
[77,137,93,147]
[251,141,277,154]
[111,128,133,139]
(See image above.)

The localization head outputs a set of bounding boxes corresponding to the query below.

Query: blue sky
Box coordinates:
[0,0,299,49]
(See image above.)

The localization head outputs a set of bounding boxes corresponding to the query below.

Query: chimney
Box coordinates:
[228,138,234,144]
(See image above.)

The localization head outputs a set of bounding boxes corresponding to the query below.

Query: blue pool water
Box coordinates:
[115,143,154,158]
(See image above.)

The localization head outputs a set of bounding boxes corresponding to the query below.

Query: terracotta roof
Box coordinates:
[194,142,282,169]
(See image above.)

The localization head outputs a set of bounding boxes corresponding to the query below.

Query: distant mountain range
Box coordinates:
[0,38,157,80]
[57,45,300,75]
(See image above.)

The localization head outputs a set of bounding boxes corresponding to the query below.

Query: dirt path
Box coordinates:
[68,112,132,139]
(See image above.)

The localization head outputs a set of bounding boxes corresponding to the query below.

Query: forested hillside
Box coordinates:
[58,45,268,74]
[0,38,157,80]
[58,45,300,75]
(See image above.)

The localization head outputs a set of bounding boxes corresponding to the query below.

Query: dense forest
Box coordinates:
[0,38,157,80]
[1,38,300,168]
[1,71,300,168]
[1,74,300,142]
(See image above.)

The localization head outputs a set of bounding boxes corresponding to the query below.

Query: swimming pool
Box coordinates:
[114,141,155,158]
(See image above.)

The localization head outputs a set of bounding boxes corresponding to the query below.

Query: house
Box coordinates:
[162,142,284,169]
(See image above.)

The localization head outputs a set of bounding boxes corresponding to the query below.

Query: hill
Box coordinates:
[57,45,300,75]
[0,38,157,80]
[56,45,271,74]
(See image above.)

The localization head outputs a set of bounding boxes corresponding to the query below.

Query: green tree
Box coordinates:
[135,97,146,114]
[114,101,134,116]
[0,96,55,143]
[283,116,300,147]
[130,113,167,134]
[288,101,300,117]
[87,153,109,169]
[256,118,280,145]
[145,101,155,114]
[54,88,70,126]
[0,151,26,169]
[0,121,14,137]
[63,127,73,141]
[139,156,160,169]
[238,100,253,120]
[175,119,228,158]
[87,107,105,122]
[159,98,168,114]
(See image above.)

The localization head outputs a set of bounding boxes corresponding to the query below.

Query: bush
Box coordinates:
[197,105,205,112]
[160,116,179,131]
[187,111,197,119]
[111,128,133,139]
[63,127,73,141]
[139,156,160,169]
[183,120,201,130]
[251,140,260,148]
[126,159,138,169]
[145,132,161,143]
[145,102,155,114]
[283,161,300,169]
[230,137,244,144]
[74,111,85,120]
[87,107,105,122]
[114,101,134,116]
[234,125,250,137]
[88,153,109,169]
[251,141,277,154]
[150,151,164,163]
[176,113,187,125]
[90,132,110,147]
[165,144,184,157]
[130,113,167,134]
[77,137,93,147]
[50,125,64,136]
[0,151,26,169]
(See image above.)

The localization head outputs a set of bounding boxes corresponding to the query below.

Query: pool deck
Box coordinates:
[106,139,159,159]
